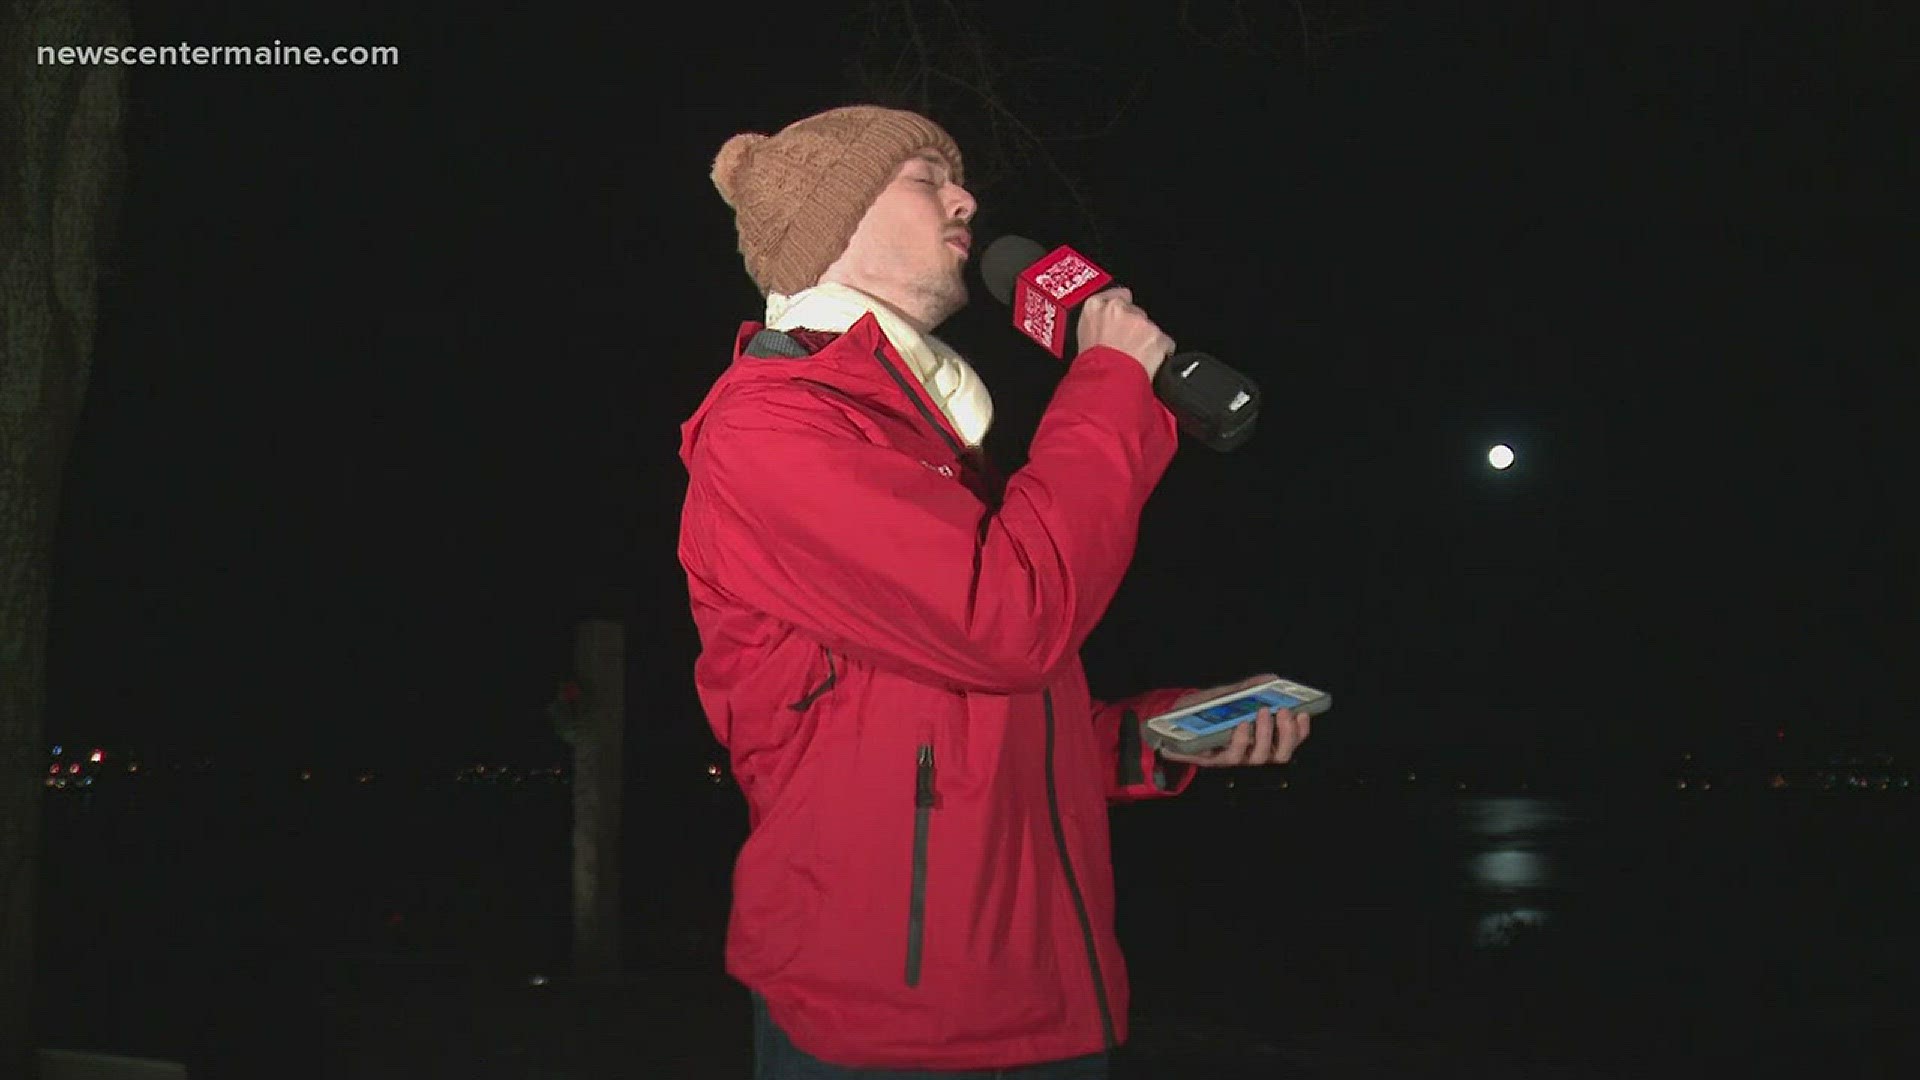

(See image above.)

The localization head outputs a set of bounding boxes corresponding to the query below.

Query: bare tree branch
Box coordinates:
[836,1,1378,247]
[1178,0,1378,67]
[839,1,1161,250]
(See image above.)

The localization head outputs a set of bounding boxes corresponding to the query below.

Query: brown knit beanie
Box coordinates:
[711,105,965,297]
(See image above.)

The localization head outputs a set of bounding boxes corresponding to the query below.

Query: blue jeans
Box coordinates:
[751,993,1110,1079]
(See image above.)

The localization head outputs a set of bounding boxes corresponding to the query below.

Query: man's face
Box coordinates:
[819,151,977,330]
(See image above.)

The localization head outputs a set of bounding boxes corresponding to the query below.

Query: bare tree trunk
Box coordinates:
[570,619,624,982]
[0,1,129,1072]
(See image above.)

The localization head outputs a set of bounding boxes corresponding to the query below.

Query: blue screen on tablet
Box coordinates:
[1176,689,1301,734]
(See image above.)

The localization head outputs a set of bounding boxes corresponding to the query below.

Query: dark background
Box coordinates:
[46,2,1911,782]
[28,5,1918,1078]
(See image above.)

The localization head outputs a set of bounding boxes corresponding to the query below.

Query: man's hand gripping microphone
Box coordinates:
[979,235,1261,452]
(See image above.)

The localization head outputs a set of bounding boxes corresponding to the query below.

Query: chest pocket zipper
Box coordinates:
[905,743,935,986]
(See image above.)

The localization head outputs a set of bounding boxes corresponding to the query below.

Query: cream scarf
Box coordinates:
[765,281,993,449]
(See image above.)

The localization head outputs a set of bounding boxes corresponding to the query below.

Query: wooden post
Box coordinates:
[1,2,131,1070]
[571,619,624,982]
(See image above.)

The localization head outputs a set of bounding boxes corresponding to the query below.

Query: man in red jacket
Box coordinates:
[680,105,1312,1078]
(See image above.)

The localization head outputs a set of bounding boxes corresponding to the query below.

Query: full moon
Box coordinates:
[1488,444,1515,470]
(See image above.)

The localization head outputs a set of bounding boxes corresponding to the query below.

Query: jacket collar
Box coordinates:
[682,314,984,475]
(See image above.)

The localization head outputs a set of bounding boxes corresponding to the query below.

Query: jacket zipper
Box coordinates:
[873,347,1102,1032]
[872,340,1109,1027]
[871,343,954,990]
[905,743,935,986]
[1045,689,1118,1049]
[870,346,965,460]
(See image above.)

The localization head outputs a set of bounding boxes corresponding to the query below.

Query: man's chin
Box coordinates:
[930,296,966,329]
[920,278,967,329]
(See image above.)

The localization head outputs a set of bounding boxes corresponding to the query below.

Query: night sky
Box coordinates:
[43,3,1911,780]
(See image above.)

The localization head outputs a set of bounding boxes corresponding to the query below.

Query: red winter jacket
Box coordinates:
[676,313,1198,1070]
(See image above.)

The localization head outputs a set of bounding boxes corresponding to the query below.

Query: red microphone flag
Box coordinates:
[1010,244,1114,358]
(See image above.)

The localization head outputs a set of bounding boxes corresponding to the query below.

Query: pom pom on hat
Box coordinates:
[711,133,767,209]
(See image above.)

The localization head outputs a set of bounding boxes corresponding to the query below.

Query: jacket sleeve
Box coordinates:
[682,346,1180,694]
[1092,689,1200,803]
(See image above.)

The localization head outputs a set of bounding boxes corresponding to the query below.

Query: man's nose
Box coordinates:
[949,187,976,222]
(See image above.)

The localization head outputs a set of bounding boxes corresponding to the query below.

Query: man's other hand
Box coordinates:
[1155,673,1311,767]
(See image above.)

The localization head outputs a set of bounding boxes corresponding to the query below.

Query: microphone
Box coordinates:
[978,235,1261,453]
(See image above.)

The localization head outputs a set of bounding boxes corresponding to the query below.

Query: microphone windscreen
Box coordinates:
[979,235,1048,307]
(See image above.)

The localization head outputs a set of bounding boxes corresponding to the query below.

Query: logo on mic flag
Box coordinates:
[1012,245,1113,357]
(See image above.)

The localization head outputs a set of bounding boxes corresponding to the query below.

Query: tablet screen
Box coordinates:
[1175,689,1302,734]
